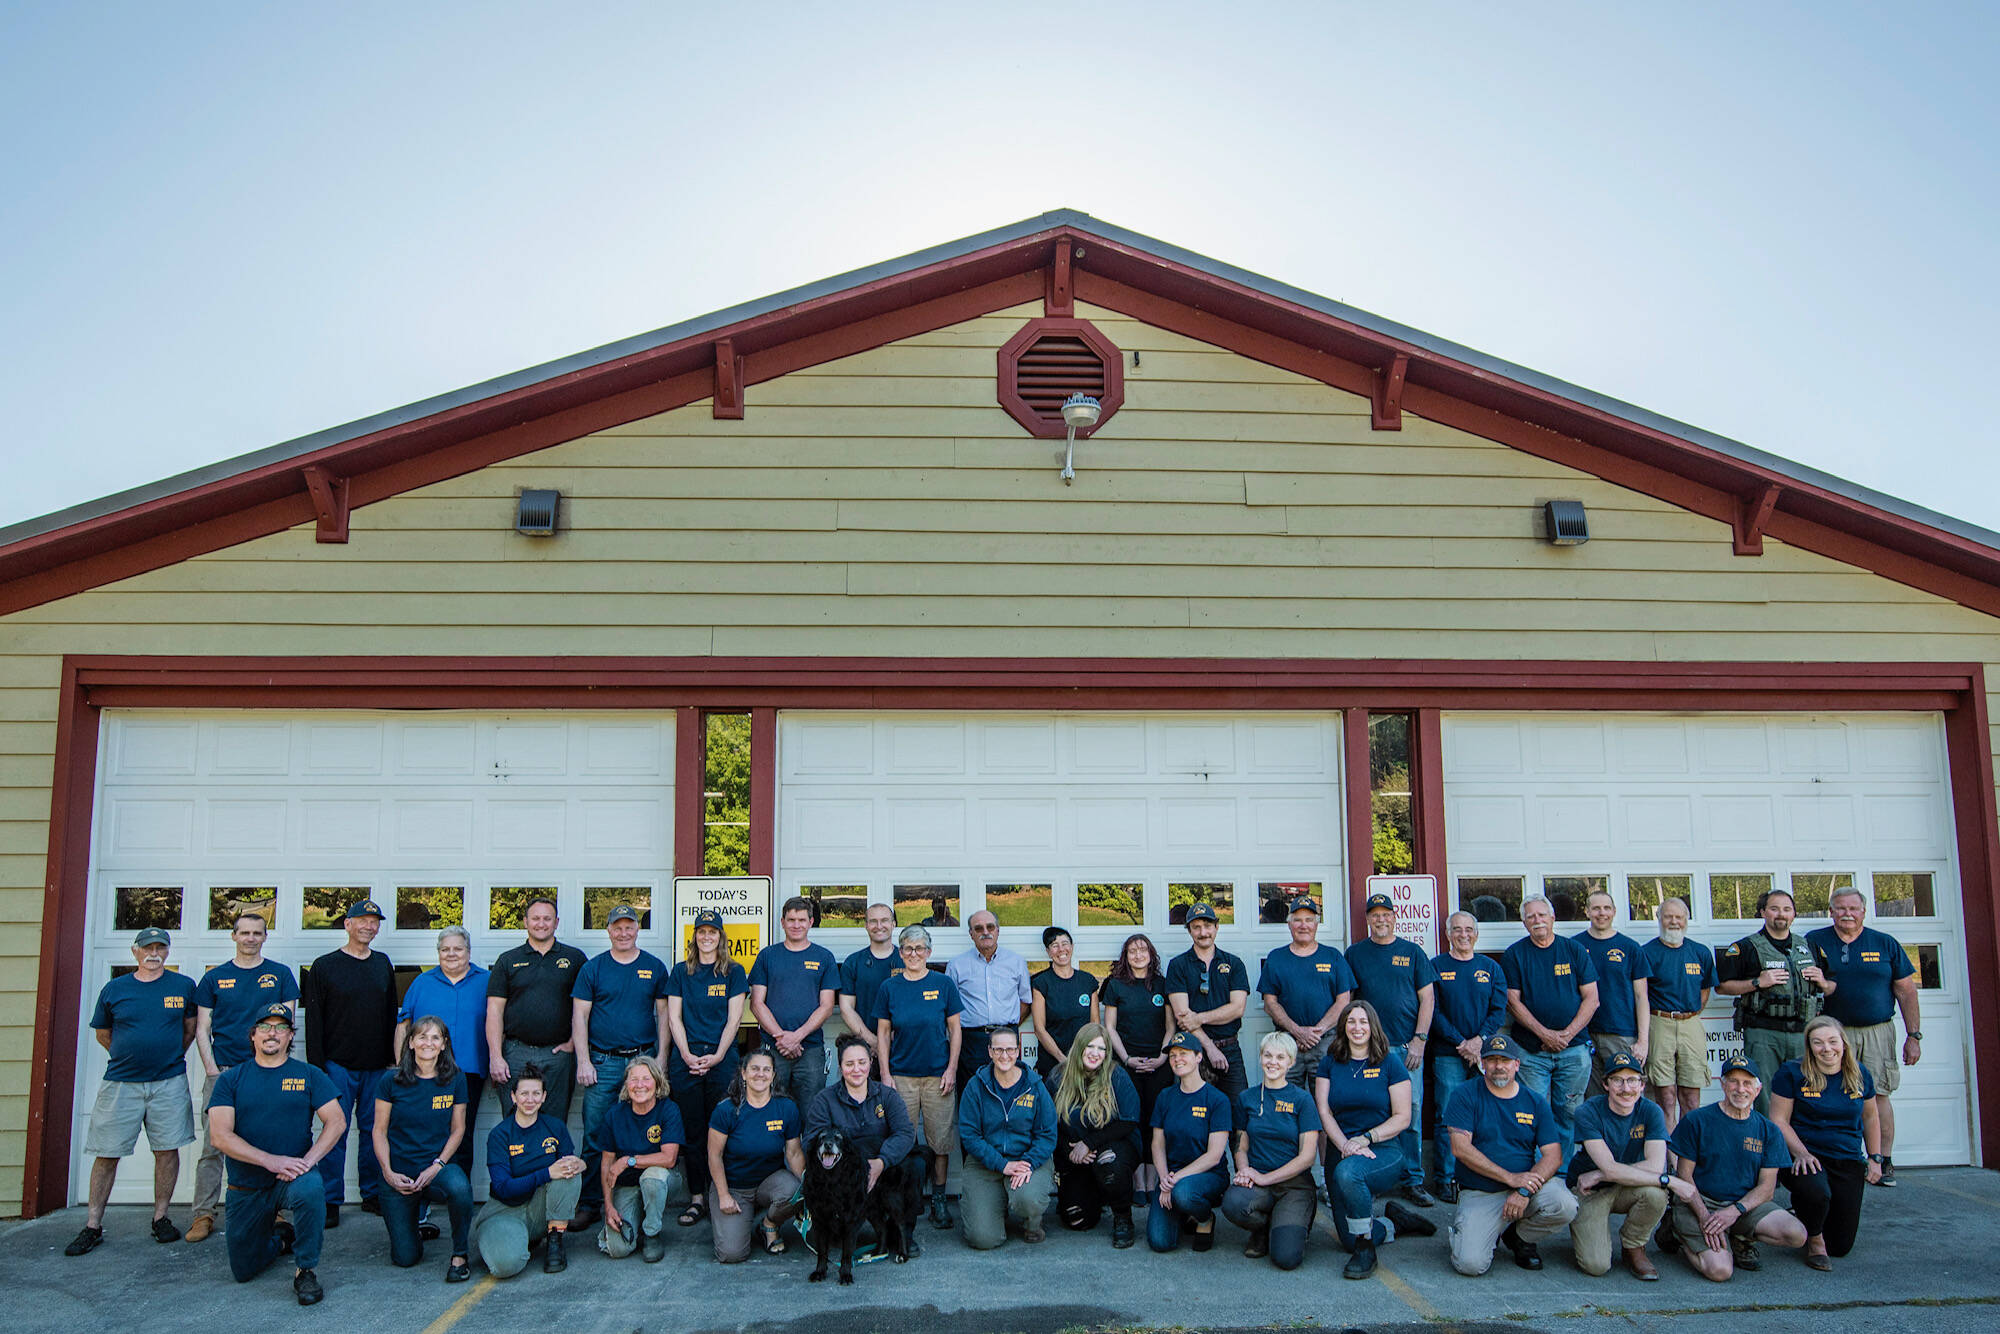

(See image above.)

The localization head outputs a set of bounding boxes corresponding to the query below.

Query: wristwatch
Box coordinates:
[1909,1031,1924,1041]
[1658,1172,1672,1188]
[1868,1153,1886,1164]
[626,1155,638,1171]
[1358,1130,1371,1146]
[1516,1185,1534,1198]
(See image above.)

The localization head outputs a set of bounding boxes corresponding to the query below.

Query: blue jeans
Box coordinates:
[1399,1056,1425,1188]
[1517,1043,1591,1165]
[226,1174,324,1280]
[582,1051,640,1157]
[380,1164,473,1265]
[318,1062,385,1206]
[1428,1054,1476,1183]
[772,1044,828,1112]
[1145,1167,1229,1252]
[1328,1144,1405,1250]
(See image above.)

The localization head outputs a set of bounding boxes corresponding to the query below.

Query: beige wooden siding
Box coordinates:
[1,297,1998,1211]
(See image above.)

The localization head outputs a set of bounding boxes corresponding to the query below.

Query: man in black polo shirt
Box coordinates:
[1166,903,1250,1132]
[486,895,588,1121]
[301,899,396,1228]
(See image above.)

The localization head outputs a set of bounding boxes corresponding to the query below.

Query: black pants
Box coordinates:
[1055,1142,1140,1231]
[669,1048,739,1197]
[1123,1054,1172,1135]
[958,1028,995,1094]
[1207,1037,1250,1133]
[452,1075,486,1179]
[1782,1158,1867,1257]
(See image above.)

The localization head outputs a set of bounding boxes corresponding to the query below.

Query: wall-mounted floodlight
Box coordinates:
[1059,393,1102,486]
[1542,499,1589,546]
[516,489,561,536]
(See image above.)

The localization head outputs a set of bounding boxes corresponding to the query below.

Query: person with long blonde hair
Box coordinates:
[1768,1016,1882,1269]
[1052,1023,1141,1248]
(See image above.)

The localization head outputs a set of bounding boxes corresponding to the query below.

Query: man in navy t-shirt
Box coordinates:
[837,902,900,1069]
[1255,896,1354,1088]
[1578,890,1651,1095]
[1502,896,1599,1167]
[1662,1056,1806,1280]
[67,927,200,1259]
[1428,911,1506,1200]
[750,896,839,1108]
[1440,1033,1577,1276]
[1806,886,1920,1187]
[189,910,298,1242]
[206,1003,345,1305]
[1566,1051,1686,1280]
[1639,897,1715,1134]
[1346,893,1438,1203]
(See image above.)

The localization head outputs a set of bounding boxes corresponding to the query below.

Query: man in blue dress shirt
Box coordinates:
[947,909,1032,1092]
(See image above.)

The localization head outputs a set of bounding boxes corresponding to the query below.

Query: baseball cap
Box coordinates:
[1286,896,1320,917]
[1480,1033,1526,1062]
[132,927,171,948]
[691,909,725,930]
[1183,903,1218,926]
[1364,893,1394,913]
[1720,1055,1761,1080]
[1165,1032,1203,1054]
[607,903,640,925]
[1603,1051,1644,1076]
[345,898,385,921]
[249,1002,295,1031]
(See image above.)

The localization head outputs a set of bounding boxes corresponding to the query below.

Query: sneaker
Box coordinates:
[1243,1228,1269,1259]
[1501,1222,1543,1270]
[274,1221,297,1257]
[1732,1236,1762,1271]
[1343,1239,1378,1279]
[151,1216,182,1244]
[446,1259,473,1283]
[927,1195,952,1230]
[1878,1158,1898,1188]
[543,1229,568,1274]
[294,1268,324,1306]
[1110,1214,1135,1249]
[1384,1200,1438,1238]
[418,1220,442,1241]
[641,1232,666,1264]
[185,1216,215,1244]
[64,1226,104,1257]
[1401,1182,1438,1208]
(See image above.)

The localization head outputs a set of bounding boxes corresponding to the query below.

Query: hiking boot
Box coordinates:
[543,1229,568,1273]
[1343,1239,1378,1279]
[1501,1222,1543,1270]
[1243,1228,1269,1259]
[1732,1236,1762,1271]
[1401,1182,1438,1208]
[641,1232,667,1263]
[1878,1158,1898,1188]
[1624,1245,1659,1281]
[1110,1213,1135,1249]
[927,1195,952,1230]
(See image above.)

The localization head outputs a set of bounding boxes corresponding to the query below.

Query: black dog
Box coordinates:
[803,1129,934,1285]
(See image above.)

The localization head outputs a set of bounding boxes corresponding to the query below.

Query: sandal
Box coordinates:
[678,1200,708,1228]
[761,1219,787,1254]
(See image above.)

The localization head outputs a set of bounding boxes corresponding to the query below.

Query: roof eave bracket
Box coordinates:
[301,465,349,544]
[712,338,744,419]
[1733,482,1783,556]
[1371,353,1409,431]
[1046,240,1074,317]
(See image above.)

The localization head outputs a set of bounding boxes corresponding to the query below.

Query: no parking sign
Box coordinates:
[1365,874,1442,955]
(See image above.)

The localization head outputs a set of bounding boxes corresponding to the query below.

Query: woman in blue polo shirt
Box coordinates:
[371,1016,473,1281]
[1219,1032,1319,1270]
[1316,999,1435,1278]
[1147,1032,1232,1252]
[666,910,749,1224]
[1768,1016,1881,1269]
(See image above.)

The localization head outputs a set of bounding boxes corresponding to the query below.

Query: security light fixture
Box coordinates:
[1059,393,1102,486]
[516,489,561,536]
[1543,499,1589,546]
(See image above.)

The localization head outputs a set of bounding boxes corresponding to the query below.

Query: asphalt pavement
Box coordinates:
[6,1167,1995,1333]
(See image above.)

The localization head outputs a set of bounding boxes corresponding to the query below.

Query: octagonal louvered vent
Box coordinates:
[997,317,1125,438]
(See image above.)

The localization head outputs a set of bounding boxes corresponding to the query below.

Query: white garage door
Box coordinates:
[79,710,675,1203]
[1443,712,1972,1165]
[779,711,1346,1053]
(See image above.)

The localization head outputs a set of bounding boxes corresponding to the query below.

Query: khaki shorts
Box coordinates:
[83,1076,196,1157]
[1670,1194,1787,1254]
[1646,1014,1709,1089]
[1847,1021,1902,1094]
[894,1074,958,1157]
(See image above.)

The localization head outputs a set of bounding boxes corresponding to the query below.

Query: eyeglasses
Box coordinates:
[971,924,998,934]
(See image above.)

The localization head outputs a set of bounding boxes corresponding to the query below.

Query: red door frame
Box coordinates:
[25,654,1999,1213]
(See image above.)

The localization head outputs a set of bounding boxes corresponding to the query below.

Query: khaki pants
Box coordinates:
[1645,1015,1709,1089]
[193,1067,228,1221]
[709,1170,802,1263]
[1570,1182,1668,1275]
[1669,1193,1786,1253]
[1848,1021,1903,1094]
[475,1175,583,1279]
[1448,1180,1578,1276]
[893,1074,958,1157]
[959,1159,1054,1250]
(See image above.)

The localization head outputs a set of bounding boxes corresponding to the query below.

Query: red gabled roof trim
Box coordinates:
[4,216,2000,619]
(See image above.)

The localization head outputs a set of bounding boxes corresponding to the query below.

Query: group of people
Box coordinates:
[70,881,1921,1302]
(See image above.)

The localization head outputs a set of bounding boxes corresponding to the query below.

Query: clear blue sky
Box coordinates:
[3,2,1995,533]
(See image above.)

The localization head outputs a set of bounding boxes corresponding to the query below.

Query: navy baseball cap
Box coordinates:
[132,927,171,947]
[1183,903,1218,926]
[1364,893,1394,913]
[345,898,385,920]
[1166,1032,1203,1054]
[1480,1033,1526,1062]
[1721,1055,1761,1080]
[249,1002,295,1031]
[1603,1051,1645,1076]
[606,903,640,925]
[1286,896,1320,917]
[691,909,725,930]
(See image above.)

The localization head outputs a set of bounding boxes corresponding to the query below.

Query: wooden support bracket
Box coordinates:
[301,465,349,544]
[1733,483,1783,556]
[712,337,744,419]
[1371,353,1409,431]
[1046,240,1074,317]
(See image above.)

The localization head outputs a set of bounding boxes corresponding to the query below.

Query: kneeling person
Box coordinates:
[206,1003,344,1306]
[1147,1033,1233,1253]
[1568,1051,1686,1280]
[1222,1032,1320,1271]
[371,1016,473,1281]
[1442,1033,1578,1276]
[599,1056,685,1262]
[478,1067,590,1277]
[956,1026,1056,1249]
[1663,1055,1806,1281]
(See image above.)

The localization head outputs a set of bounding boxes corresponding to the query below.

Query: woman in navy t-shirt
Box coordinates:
[706,1048,805,1263]
[1146,1033,1232,1252]
[371,1016,473,1281]
[1219,1032,1320,1269]
[666,913,749,1220]
[1768,1016,1882,1267]
[1315,999,1435,1278]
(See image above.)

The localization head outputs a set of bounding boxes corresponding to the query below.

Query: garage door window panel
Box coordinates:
[1171,881,1234,926]
[1907,943,1945,990]
[114,886,182,932]
[1626,874,1691,924]
[396,886,463,931]
[802,884,868,928]
[1541,875,1601,921]
[1458,875,1524,923]
[304,885,368,930]
[489,885,558,931]
[1873,872,1938,918]
[585,887,652,930]
[1789,872,1853,919]
[895,882,960,928]
[987,882,1052,927]
[208,886,276,931]
[1255,881,1318,924]
[1709,872,1774,922]
[1078,882,1144,927]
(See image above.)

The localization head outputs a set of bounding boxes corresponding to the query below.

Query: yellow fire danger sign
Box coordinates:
[671,876,772,970]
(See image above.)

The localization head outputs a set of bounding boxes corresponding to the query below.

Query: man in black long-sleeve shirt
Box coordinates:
[301,898,396,1227]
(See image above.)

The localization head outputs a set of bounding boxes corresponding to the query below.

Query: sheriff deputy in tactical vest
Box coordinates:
[1714,889,1836,1115]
